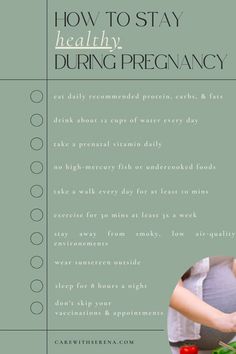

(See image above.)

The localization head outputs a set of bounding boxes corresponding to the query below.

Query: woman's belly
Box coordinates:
[203,260,236,312]
[198,261,236,350]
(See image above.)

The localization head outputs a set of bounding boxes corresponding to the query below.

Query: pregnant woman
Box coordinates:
[168,256,236,352]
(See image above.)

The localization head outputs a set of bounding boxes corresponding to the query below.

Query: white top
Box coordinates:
[168,257,210,342]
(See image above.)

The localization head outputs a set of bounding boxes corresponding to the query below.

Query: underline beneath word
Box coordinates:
[55,47,122,50]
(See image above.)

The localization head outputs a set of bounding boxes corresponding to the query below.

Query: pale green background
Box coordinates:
[0,0,236,353]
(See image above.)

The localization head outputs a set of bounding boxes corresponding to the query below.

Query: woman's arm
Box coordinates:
[233,259,236,277]
[170,280,236,333]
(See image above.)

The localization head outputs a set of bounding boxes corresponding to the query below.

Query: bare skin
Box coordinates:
[233,259,236,277]
[170,260,236,333]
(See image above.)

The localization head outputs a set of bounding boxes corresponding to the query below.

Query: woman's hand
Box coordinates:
[213,312,236,333]
[170,282,236,332]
